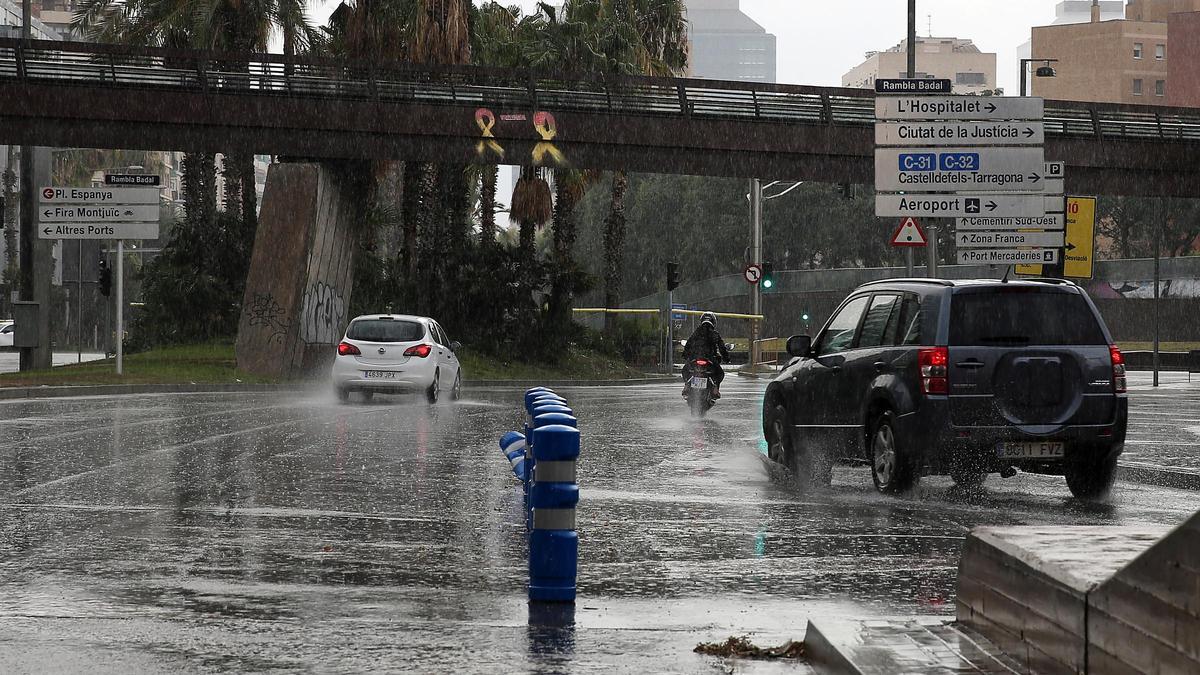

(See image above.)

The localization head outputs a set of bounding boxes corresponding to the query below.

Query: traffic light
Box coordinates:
[98,259,112,297]
[760,262,776,291]
[666,261,681,291]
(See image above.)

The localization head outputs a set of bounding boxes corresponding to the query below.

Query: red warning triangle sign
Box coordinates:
[891,217,928,247]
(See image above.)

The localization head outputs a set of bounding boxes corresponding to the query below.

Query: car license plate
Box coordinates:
[364,371,396,379]
[995,441,1065,459]
[688,376,707,389]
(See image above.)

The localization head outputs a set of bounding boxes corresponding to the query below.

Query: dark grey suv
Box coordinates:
[762,278,1128,500]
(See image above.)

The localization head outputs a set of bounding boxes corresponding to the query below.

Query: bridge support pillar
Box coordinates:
[235,162,361,380]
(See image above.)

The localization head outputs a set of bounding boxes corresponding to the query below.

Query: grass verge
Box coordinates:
[0,343,657,388]
[1118,342,1200,352]
[455,346,651,381]
[0,343,273,387]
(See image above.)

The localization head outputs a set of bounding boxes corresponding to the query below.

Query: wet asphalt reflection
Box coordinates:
[0,380,1196,673]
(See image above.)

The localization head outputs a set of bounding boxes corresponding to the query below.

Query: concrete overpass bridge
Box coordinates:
[3,38,1200,197]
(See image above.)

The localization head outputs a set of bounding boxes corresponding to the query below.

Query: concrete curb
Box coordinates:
[0,383,304,400]
[1117,462,1200,491]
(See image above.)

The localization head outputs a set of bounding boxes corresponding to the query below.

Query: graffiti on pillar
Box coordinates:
[300,280,346,345]
[246,293,291,346]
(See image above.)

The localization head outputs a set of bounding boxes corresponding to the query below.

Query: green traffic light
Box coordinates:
[802,313,809,321]
[762,278,773,289]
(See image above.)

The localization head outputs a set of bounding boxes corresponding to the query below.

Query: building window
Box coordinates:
[1156,44,1165,60]
[1133,78,1143,95]
[1134,42,1143,59]
[956,72,987,85]
[1156,80,1165,97]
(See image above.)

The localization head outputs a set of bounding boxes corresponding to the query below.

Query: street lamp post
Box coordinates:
[1019,58,1058,97]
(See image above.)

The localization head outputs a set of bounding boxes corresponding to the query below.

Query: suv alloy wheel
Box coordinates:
[870,410,916,494]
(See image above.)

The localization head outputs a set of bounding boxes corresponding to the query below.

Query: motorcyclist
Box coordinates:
[682,312,730,399]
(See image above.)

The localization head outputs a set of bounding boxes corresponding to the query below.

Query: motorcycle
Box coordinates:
[685,358,717,417]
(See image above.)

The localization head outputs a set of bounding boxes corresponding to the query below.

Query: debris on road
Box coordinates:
[694,635,806,659]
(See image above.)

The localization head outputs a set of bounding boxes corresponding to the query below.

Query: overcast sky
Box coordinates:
[310,1,1066,94]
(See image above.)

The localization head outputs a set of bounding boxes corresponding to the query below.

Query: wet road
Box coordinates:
[0,379,1197,673]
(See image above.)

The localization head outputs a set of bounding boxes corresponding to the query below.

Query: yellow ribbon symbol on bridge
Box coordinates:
[532,111,567,167]
[475,108,505,160]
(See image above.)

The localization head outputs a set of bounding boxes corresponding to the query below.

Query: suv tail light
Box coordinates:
[1110,345,1127,393]
[404,343,433,358]
[337,342,360,356]
[918,347,949,395]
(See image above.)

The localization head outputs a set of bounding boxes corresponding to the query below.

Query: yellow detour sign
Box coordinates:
[1063,196,1097,278]
[1015,196,1095,276]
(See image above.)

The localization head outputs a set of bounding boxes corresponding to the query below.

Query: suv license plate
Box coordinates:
[688,376,707,389]
[364,371,396,379]
[996,441,1065,459]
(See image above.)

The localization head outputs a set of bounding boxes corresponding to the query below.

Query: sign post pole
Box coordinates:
[749,178,762,375]
[116,240,123,376]
[77,239,82,364]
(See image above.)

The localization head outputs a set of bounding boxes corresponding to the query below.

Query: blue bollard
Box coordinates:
[527,410,577,530]
[500,431,528,482]
[529,423,580,602]
[524,387,555,410]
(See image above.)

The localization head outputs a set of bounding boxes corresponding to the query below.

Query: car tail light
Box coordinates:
[404,343,433,358]
[918,347,949,395]
[695,359,709,366]
[1110,345,1126,393]
[337,342,360,356]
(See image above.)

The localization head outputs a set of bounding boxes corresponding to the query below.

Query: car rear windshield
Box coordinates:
[950,290,1106,346]
[346,319,425,343]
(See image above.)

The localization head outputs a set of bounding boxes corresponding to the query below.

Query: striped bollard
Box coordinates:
[499,431,527,481]
[530,423,580,602]
[528,409,576,530]
[524,389,557,521]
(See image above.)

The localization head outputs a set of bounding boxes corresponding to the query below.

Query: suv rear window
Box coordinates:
[950,290,1106,346]
[346,319,425,343]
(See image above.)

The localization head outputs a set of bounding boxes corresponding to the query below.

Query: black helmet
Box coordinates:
[700,312,717,326]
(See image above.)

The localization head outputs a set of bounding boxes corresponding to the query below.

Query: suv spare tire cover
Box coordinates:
[992,352,1085,426]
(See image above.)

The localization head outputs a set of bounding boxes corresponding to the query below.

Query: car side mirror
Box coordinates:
[450,341,462,353]
[786,335,812,358]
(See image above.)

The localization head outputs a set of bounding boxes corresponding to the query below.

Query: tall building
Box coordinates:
[842,37,997,94]
[1029,0,1200,104]
[1166,11,1200,106]
[0,0,63,39]
[685,0,776,83]
[1017,1,1127,66]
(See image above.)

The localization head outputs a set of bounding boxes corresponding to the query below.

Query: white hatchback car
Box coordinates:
[331,314,463,403]
[0,320,14,348]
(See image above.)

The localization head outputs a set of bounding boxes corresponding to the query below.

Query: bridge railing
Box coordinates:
[5,37,1200,142]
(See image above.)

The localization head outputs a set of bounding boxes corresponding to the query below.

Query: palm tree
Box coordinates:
[596,0,688,329]
[73,0,314,234]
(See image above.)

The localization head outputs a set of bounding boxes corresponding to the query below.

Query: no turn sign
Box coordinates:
[744,264,763,284]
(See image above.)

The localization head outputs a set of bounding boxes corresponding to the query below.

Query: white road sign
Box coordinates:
[956,214,1065,231]
[958,249,1059,265]
[957,231,1065,248]
[40,205,159,223]
[39,222,160,240]
[875,96,1044,121]
[39,186,160,205]
[875,193,1062,218]
[875,147,1047,193]
[875,121,1044,147]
